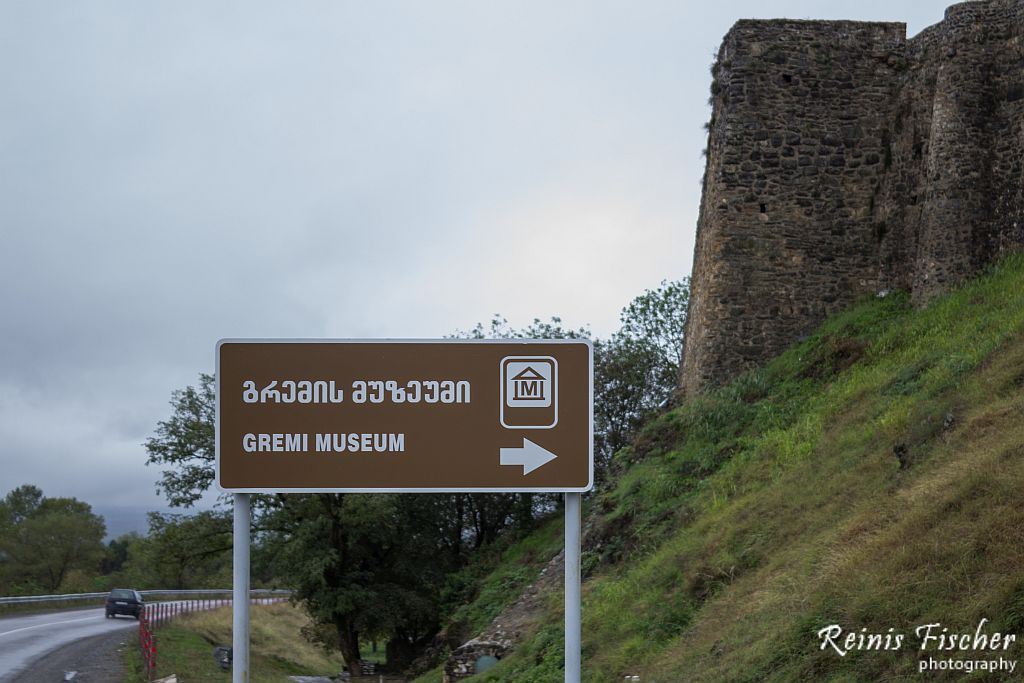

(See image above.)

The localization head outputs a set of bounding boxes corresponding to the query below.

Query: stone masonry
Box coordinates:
[442,548,564,682]
[679,0,1024,396]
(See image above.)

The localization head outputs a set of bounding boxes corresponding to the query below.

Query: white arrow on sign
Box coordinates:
[500,438,558,475]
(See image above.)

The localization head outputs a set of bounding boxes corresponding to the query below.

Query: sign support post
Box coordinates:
[233,493,250,683]
[565,492,582,683]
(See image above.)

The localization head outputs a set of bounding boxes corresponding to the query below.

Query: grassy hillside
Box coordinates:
[451,254,1024,681]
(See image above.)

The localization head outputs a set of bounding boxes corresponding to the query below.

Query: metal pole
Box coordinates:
[233,493,251,683]
[565,492,581,683]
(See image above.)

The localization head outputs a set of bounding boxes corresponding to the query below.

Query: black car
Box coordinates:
[105,588,144,619]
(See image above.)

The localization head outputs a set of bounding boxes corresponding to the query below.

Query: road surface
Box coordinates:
[0,606,138,680]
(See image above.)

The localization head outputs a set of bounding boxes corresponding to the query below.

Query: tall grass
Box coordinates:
[122,601,346,682]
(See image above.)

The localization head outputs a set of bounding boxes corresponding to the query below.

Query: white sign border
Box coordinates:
[214,338,594,494]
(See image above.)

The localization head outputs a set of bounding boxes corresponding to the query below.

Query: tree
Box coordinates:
[454,315,590,342]
[616,278,690,370]
[1,485,44,525]
[144,373,216,507]
[100,532,142,575]
[455,284,690,471]
[258,493,454,674]
[141,511,232,589]
[594,336,665,464]
[0,487,107,593]
[593,279,689,468]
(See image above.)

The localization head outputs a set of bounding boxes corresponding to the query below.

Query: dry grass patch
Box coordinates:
[180,601,346,674]
[123,601,346,682]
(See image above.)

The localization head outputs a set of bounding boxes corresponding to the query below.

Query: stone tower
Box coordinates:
[679,0,1024,397]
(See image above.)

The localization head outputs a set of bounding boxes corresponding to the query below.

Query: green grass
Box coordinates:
[453,254,1024,681]
[445,516,565,637]
[409,519,565,683]
[403,518,565,683]
[410,665,445,683]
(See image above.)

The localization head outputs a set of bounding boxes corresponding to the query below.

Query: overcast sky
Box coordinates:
[0,1,952,536]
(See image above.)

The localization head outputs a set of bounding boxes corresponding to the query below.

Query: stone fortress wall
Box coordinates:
[679,0,1024,396]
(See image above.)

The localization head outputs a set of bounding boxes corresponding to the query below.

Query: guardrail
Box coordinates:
[0,588,290,606]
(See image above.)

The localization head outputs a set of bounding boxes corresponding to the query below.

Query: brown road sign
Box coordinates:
[215,339,593,492]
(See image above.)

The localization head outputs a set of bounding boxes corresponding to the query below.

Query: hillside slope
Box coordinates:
[443,254,1024,682]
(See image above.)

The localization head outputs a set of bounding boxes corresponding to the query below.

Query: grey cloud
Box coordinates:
[0,1,950,517]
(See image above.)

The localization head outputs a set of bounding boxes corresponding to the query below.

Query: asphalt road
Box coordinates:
[0,606,138,681]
